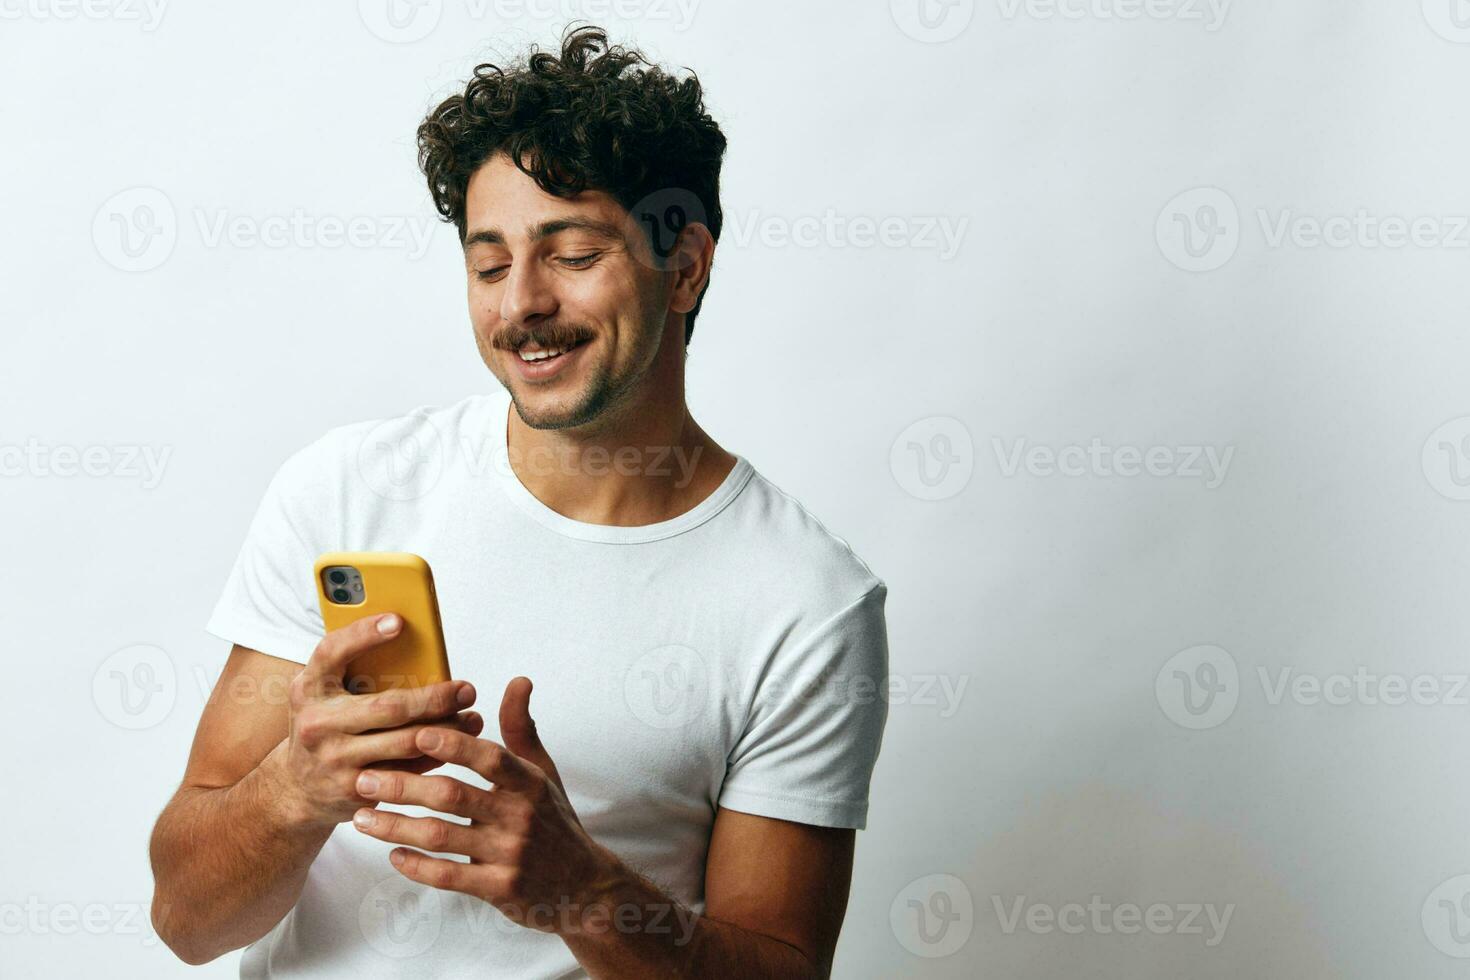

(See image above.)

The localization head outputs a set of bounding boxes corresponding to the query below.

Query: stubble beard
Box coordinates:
[477,328,646,433]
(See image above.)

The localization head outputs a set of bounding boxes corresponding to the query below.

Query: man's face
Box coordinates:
[462,153,671,431]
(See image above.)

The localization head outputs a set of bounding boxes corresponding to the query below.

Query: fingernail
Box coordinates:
[357,772,380,795]
[456,683,475,707]
[377,615,401,635]
[419,729,442,751]
[353,809,376,829]
[389,848,405,867]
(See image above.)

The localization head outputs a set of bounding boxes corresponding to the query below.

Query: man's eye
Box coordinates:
[560,252,600,268]
[475,265,509,281]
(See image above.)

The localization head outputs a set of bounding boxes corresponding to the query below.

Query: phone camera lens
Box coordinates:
[332,588,351,603]
[328,570,348,585]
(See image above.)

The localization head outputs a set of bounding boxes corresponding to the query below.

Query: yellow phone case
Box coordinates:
[313,551,451,693]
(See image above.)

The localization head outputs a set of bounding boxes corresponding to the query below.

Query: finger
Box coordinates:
[346,711,484,767]
[387,846,495,898]
[499,677,564,790]
[374,755,443,774]
[300,614,403,697]
[351,808,489,860]
[338,680,477,734]
[415,728,537,792]
[355,769,498,822]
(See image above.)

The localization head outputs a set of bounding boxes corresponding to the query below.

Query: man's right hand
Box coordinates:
[269,612,481,828]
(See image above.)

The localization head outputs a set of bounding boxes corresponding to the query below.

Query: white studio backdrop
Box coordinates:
[5,1,1470,977]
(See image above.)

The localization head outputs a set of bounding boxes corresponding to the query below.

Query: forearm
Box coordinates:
[562,862,824,980]
[149,739,334,965]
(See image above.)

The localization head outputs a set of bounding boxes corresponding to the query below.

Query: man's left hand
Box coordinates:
[350,676,623,933]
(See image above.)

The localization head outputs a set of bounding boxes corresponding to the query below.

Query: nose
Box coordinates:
[499,260,558,327]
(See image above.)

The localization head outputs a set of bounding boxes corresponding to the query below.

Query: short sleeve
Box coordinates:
[205,446,330,664]
[718,582,890,830]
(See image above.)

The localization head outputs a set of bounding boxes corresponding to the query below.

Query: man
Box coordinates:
[149,26,888,979]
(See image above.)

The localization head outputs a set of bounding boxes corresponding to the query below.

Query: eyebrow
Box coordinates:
[463,217,626,249]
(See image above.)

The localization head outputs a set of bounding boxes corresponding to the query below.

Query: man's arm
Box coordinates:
[149,643,322,964]
[562,808,854,979]
[148,615,482,965]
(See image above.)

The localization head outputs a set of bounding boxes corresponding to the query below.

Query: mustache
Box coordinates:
[491,323,595,351]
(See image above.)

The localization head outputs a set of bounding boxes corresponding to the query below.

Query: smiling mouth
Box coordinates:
[515,338,589,363]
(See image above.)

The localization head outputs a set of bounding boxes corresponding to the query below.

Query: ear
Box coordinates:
[666,222,715,317]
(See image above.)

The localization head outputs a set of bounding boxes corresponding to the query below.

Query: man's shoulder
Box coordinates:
[266,392,500,500]
[725,464,885,611]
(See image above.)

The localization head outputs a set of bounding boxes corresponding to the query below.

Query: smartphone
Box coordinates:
[314,551,452,694]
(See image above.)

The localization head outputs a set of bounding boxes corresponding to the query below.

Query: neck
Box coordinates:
[504,331,736,526]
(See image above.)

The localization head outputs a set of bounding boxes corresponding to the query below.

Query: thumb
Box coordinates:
[499,676,564,790]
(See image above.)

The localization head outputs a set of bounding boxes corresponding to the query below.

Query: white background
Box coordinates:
[5,0,1470,976]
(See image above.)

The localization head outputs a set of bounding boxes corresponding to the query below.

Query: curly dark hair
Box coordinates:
[417,25,727,345]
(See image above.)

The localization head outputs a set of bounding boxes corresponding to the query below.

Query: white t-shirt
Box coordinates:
[206,391,889,979]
